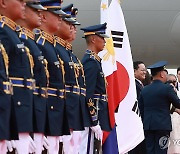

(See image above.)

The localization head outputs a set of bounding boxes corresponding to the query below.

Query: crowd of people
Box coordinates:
[130,61,180,154]
[0,0,111,153]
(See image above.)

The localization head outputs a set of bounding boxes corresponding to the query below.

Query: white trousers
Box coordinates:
[79,127,94,154]
[47,136,59,154]
[0,140,7,154]
[34,133,44,154]
[15,133,31,154]
[63,131,82,154]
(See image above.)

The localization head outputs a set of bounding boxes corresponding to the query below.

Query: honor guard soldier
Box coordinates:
[0,42,15,154]
[81,23,111,153]
[0,0,35,153]
[54,4,84,131]
[70,4,92,129]
[35,0,69,153]
[139,61,180,154]
[55,4,91,154]
[15,1,48,153]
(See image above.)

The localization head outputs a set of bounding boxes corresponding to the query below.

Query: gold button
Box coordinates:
[17,101,21,106]
[51,106,54,110]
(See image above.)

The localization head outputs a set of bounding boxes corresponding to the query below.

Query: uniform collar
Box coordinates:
[41,30,54,44]
[152,79,163,83]
[35,29,54,45]
[16,26,35,40]
[0,15,17,30]
[86,49,101,62]
[53,35,72,50]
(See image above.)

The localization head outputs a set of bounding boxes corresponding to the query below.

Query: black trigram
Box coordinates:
[132,101,141,117]
[111,30,124,48]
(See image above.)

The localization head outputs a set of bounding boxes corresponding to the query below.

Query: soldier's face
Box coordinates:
[57,20,72,40]
[25,7,42,29]
[5,0,26,21]
[71,25,77,40]
[42,12,61,33]
[68,25,76,42]
[94,35,106,52]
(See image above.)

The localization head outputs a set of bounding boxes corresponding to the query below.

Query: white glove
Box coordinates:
[59,136,63,142]
[28,136,36,153]
[90,125,103,140]
[11,140,16,149]
[6,140,14,152]
[43,136,49,150]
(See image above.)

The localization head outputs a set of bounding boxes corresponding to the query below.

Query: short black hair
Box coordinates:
[177,67,180,74]
[85,35,92,44]
[151,68,168,76]
[133,61,144,70]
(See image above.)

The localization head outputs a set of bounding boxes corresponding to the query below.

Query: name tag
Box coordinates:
[69,61,74,66]
[54,61,60,67]
[17,43,25,49]
[38,55,44,61]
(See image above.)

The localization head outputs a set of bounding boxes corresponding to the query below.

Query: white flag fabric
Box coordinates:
[100,0,108,24]
[100,0,144,153]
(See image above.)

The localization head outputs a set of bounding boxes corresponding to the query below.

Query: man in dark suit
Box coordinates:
[134,61,146,99]
[129,61,147,154]
[139,61,180,154]
[176,67,180,91]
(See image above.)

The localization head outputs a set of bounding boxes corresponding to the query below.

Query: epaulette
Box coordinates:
[35,29,53,45]
[16,26,35,40]
[86,50,101,62]
[0,15,17,31]
[53,36,72,50]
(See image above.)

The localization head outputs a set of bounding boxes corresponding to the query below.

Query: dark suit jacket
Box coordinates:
[135,79,144,101]
[139,80,180,131]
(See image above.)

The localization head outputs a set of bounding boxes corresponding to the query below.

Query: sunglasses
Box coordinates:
[168,80,177,86]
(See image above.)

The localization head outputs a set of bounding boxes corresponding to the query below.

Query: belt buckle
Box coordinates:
[75,86,80,95]
[44,88,48,98]
[59,89,65,98]
[78,89,81,95]
[31,79,36,90]
[81,88,86,96]
[9,80,13,95]
[3,82,9,94]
